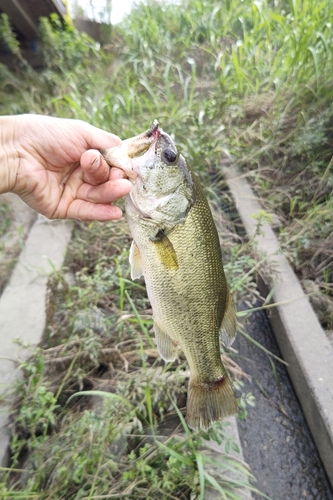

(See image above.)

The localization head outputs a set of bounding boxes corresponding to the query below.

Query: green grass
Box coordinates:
[1,219,259,499]
[1,0,333,496]
[0,202,11,236]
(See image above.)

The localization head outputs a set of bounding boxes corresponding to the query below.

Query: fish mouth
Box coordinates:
[101,120,163,176]
[126,120,162,158]
[146,119,161,139]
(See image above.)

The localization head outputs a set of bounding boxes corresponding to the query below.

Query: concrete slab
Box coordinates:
[203,417,252,500]
[0,193,36,236]
[224,166,333,488]
[0,193,37,291]
[0,219,72,465]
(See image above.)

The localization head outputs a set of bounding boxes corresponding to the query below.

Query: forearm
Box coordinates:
[0,116,20,195]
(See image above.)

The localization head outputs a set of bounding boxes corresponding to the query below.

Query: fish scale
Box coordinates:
[137,175,226,374]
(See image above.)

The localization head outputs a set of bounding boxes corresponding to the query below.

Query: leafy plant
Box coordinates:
[0,14,23,61]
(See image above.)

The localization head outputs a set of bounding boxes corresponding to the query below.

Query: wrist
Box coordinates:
[0,116,20,195]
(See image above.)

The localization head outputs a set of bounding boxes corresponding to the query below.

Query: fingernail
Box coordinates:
[90,155,101,170]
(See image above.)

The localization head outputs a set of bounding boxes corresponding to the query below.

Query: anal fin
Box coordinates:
[154,322,178,361]
[220,286,237,347]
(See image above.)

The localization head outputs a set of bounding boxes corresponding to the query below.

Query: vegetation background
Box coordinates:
[0,0,332,497]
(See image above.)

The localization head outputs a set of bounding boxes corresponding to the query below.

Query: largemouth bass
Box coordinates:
[102,121,238,429]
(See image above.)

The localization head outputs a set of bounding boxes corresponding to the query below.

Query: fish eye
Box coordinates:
[163,148,177,163]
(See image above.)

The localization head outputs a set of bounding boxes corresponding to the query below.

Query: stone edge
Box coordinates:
[0,219,73,465]
[224,165,333,489]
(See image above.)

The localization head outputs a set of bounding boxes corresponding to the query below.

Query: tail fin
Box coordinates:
[186,375,237,430]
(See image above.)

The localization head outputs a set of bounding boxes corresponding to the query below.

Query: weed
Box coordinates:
[0,202,11,237]
[0,14,26,65]
[0,208,254,497]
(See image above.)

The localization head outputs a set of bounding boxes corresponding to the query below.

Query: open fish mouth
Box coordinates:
[146,119,161,139]
[101,120,163,176]
[126,119,162,158]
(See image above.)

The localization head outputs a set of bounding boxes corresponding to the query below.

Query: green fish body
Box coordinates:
[102,121,237,429]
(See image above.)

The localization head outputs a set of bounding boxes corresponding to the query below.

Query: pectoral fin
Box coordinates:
[220,287,237,347]
[129,240,143,280]
[151,230,178,271]
[154,322,178,361]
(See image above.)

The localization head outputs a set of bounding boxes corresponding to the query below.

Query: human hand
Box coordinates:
[0,114,132,221]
